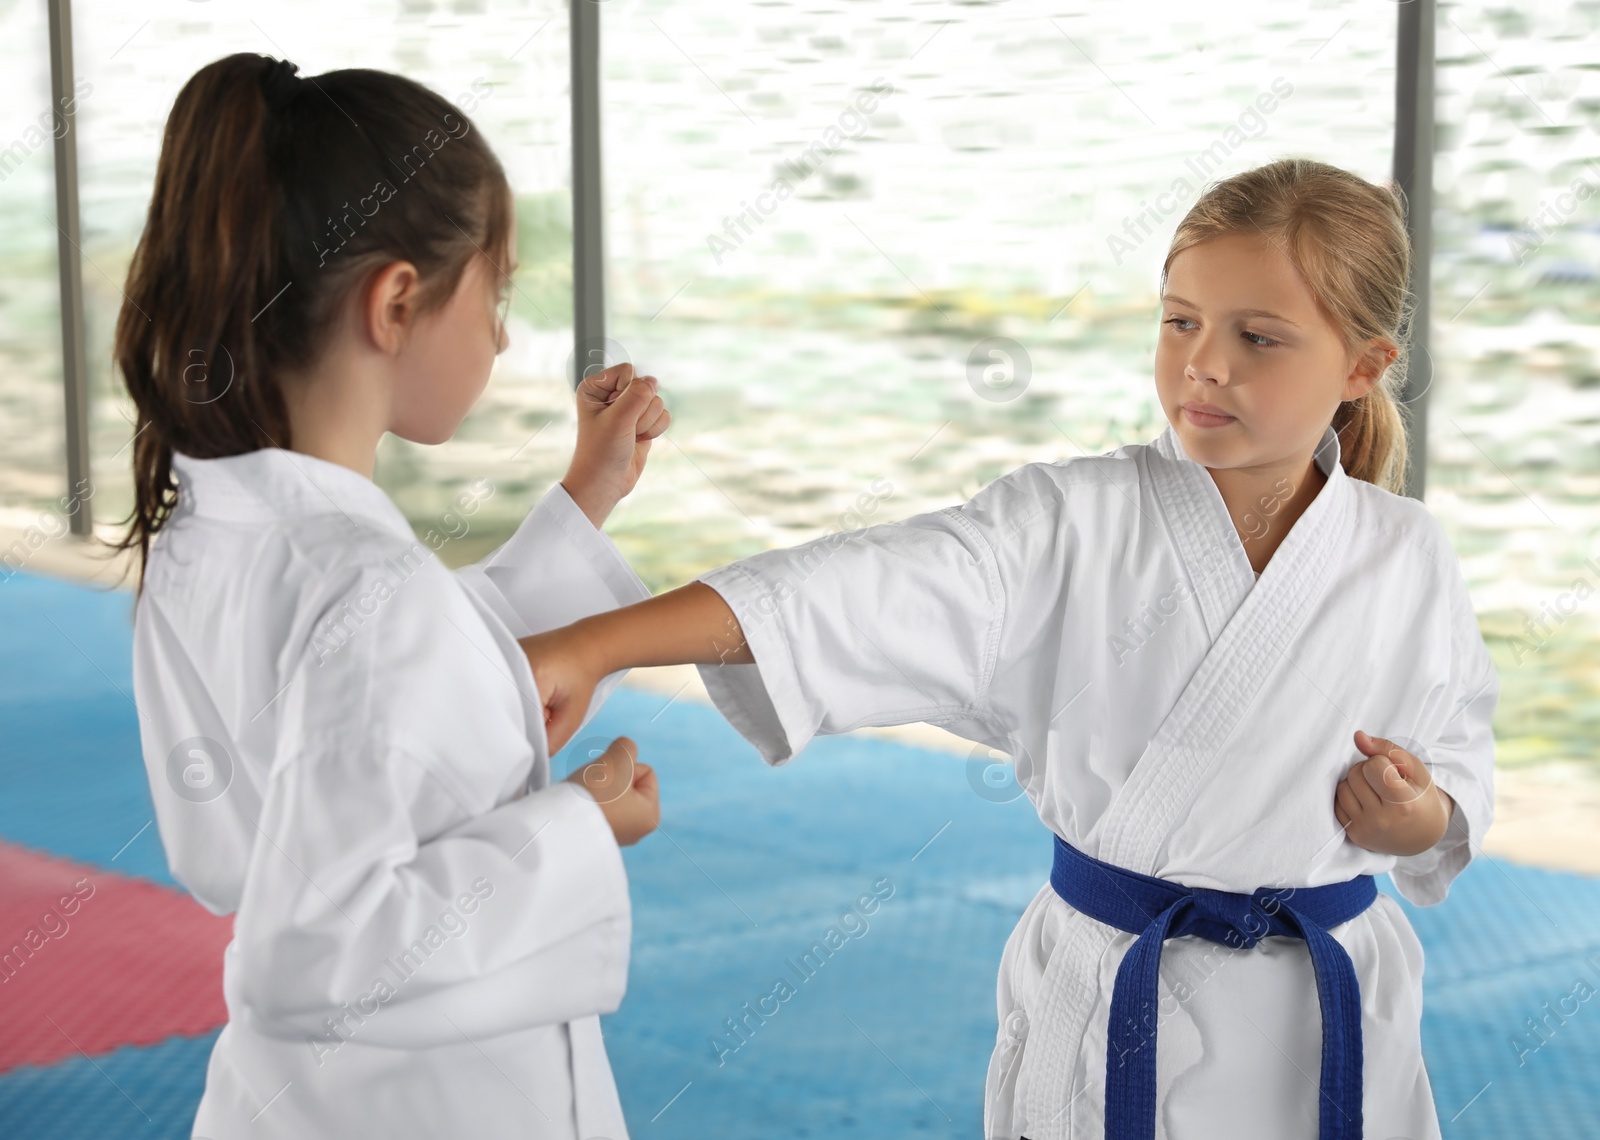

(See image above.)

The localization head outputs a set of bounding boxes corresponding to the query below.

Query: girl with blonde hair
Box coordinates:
[527,157,1496,1140]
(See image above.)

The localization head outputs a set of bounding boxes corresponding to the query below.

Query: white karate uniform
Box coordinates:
[130,447,650,1140]
[695,423,1498,1140]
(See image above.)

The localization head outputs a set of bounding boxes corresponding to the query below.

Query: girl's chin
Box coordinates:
[1173,421,1249,463]
[396,422,462,446]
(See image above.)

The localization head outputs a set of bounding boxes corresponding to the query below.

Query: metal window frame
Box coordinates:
[570,0,605,387]
[48,0,91,535]
[1393,0,1436,502]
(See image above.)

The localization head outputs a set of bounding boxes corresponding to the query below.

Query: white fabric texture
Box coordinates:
[693,424,1497,1140]
[132,447,650,1140]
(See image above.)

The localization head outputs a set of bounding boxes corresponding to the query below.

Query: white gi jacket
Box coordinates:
[695,423,1498,1140]
[131,446,650,1140]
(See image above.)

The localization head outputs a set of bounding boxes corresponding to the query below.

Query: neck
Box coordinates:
[1206,449,1327,575]
[279,347,388,481]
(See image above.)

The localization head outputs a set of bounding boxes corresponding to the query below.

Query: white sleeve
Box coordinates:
[454,481,653,729]
[1390,558,1500,907]
[232,559,631,1047]
[693,470,1062,765]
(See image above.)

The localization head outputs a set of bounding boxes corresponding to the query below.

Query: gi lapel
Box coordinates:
[1097,424,1354,876]
[453,583,553,796]
[1140,425,1257,642]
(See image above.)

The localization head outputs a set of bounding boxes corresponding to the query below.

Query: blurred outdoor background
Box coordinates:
[2,1,1598,1136]
[3,0,1596,776]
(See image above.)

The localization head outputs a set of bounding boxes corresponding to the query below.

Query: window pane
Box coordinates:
[0,2,68,533]
[599,1,1395,589]
[1432,1,1600,771]
[70,0,571,559]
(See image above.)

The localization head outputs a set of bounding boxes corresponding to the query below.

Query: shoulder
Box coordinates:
[953,447,1141,533]
[239,513,461,678]
[1345,479,1490,656]
[927,449,1139,577]
[968,445,1140,508]
[141,504,434,628]
[275,512,432,584]
[275,519,506,741]
[288,519,450,626]
[1343,477,1459,576]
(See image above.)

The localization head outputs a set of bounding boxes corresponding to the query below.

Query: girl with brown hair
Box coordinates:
[116,54,668,1139]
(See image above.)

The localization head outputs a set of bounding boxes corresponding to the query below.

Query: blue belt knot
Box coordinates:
[1185,885,1274,948]
[1048,835,1376,1140]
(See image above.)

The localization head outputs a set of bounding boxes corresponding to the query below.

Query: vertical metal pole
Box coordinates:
[1393,0,1435,502]
[48,0,92,534]
[570,0,604,388]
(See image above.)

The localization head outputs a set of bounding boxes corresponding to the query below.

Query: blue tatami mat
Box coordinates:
[0,571,174,884]
[1,567,1596,1137]
[0,1032,220,1139]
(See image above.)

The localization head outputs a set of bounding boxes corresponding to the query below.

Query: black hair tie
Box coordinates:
[261,58,303,112]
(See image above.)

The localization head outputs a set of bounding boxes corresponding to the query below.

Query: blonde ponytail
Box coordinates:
[1332,377,1409,494]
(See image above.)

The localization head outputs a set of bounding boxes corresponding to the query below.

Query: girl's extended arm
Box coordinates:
[521,582,752,753]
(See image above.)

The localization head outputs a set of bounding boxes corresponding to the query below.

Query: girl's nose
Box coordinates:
[1184,342,1228,385]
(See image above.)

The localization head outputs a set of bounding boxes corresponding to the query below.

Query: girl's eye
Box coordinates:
[1163,316,1194,331]
[1242,330,1279,348]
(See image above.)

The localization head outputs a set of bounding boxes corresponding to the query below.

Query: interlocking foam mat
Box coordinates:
[0,840,231,1072]
[1,567,1595,1137]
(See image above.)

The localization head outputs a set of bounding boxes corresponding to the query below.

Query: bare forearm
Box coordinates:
[560,477,612,529]
[582,581,753,672]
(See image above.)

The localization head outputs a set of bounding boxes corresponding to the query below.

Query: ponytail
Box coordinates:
[1331,376,1409,495]
[110,53,513,596]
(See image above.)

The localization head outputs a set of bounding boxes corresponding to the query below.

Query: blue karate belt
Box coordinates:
[1048,835,1376,1140]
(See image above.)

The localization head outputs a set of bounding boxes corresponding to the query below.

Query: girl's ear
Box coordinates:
[1343,338,1399,401]
[364,260,422,355]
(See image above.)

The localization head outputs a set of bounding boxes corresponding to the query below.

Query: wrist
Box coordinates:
[1395,788,1452,856]
[1427,786,1453,848]
[560,471,617,529]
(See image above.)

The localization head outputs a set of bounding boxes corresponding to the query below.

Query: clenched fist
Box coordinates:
[563,736,660,847]
[1335,729,1454,857]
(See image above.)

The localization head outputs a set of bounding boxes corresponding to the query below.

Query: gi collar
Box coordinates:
[169,447,418,544]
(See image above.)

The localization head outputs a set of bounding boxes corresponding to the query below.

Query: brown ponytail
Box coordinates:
[1161,158,1413,493]
[109,53,513,596]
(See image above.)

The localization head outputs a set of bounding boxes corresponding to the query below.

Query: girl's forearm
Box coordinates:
[584,581,753,672]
